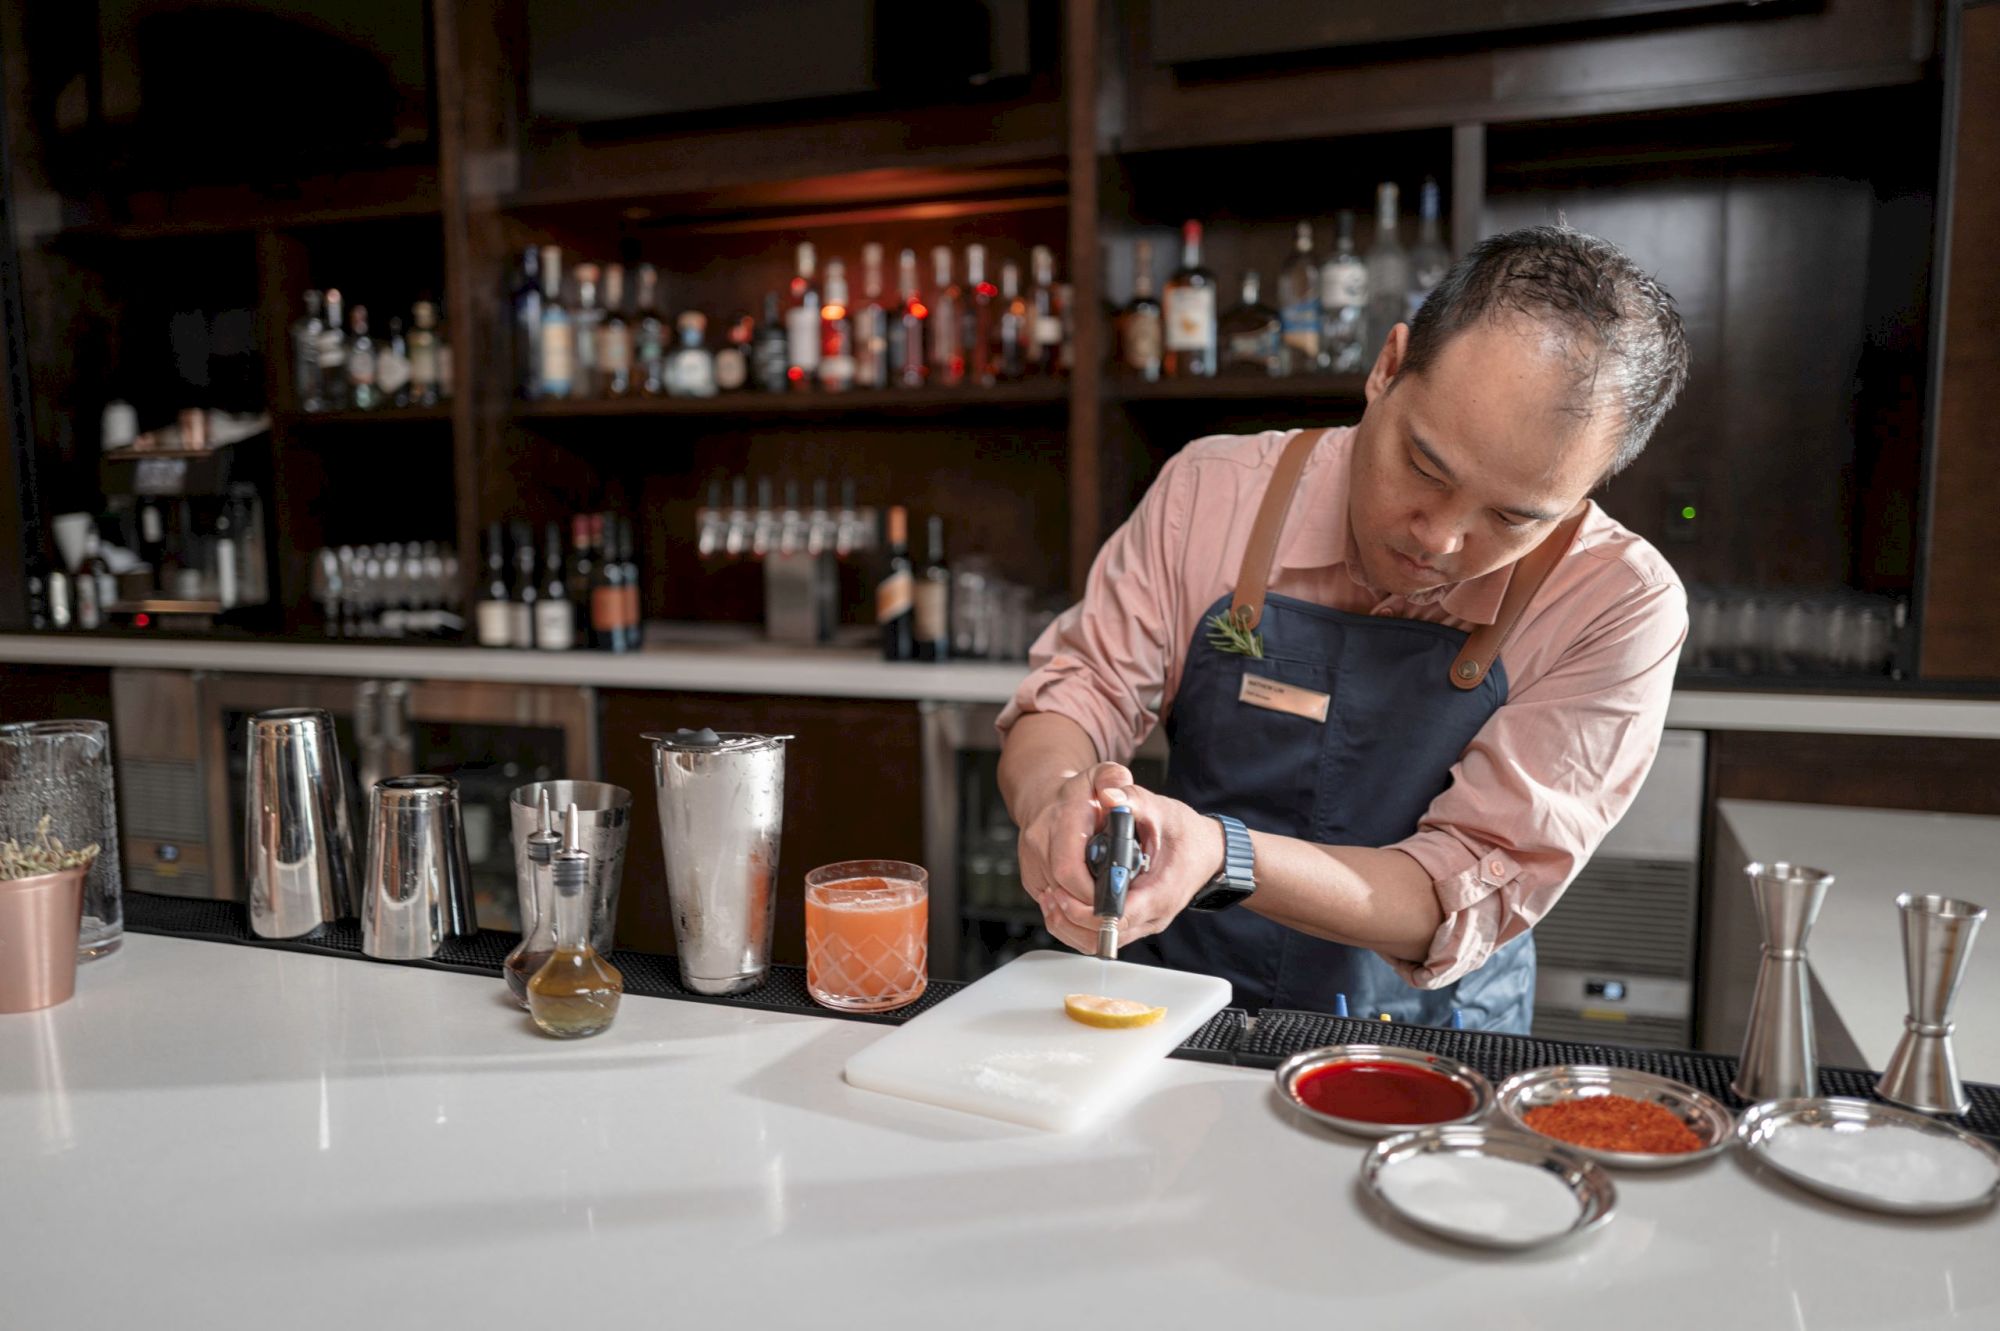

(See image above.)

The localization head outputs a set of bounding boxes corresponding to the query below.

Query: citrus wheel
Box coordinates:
[1063,993,1168,1029]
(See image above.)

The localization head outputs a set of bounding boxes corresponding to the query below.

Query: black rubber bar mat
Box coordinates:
[122,891,1250,1055]
[1240,1008,2000,1143]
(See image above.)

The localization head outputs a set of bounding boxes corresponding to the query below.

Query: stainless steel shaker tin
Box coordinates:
[644,731,791,996]
[361,774,477,960]
[245,708,357,938]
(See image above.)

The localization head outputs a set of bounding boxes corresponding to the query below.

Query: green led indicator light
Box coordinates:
[1680,505,1697,521]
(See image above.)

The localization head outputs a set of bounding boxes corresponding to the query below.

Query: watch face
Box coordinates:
[1190,881,1254,913]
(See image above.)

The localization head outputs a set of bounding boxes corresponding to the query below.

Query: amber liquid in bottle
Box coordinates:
[528,843,622,1038]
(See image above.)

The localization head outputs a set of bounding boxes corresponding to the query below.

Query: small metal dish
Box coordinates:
[1274,1044,1494,1138]
[1496,1065,1733,1170]
[1737,1097,2000,1216]
[1361,1124,1617,1251]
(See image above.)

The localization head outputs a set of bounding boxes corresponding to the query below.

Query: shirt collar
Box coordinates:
[1272,426,1516,627]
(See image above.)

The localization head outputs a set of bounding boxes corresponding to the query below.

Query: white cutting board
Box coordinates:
[842,950,1231,1132]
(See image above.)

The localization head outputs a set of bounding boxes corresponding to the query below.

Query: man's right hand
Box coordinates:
[1015,760,1133,936]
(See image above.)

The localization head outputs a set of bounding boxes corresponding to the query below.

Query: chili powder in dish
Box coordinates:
[1522,1093,1704,1155]
[1294,1060,1475,1126]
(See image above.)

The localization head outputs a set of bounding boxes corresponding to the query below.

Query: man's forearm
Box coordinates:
[997,712,1101,827]
[1245,836,1445,963]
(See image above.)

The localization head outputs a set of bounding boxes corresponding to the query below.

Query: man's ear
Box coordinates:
[1364,322,1410,403]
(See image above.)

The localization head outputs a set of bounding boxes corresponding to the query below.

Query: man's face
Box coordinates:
[1347,316,1620,597]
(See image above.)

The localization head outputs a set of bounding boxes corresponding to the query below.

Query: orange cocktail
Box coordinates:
[804,860,928,1012]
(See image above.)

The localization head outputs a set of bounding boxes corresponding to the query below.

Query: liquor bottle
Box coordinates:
[44,538,72,631]
[436,310,453,401]
[785,241,821,389]
[635,264,667,396]
[666,312,717,397]
[1407,176,1450,322]
[410,301,442,406]
[818,259,856,392]
[510,521,538,649]
[877,506,915,661]
[1220,272,1283,377]
[379,315,412,407]
[1365,182,1410,354]
[1320,210,1369,373]
[892,249,927,387]
[318,288,350,409]
[568,513,596,648]
[996,261,1028,381]
[597,263,633,397]
[964,244,997,386]
[716,313,752,392]
[345,305,378,410]
[617,515,641,652]
[535,522,574,651]
[1277,221,1321,375]
[591,514,624,652]
[514,247,544,401]
[292,290,325,411]
[928,247,964,386]
[538,249,574,399]
[73,529,112,630]
[1057,282,1076,376]
[753,292,790,393]
[570,264,602,400]
[1121,238,1163,382]
[476,524,512,647]
[1162,221,1218,377]
[1029,246,1063,376]
[854,242,889,390]
[916,515,950,662]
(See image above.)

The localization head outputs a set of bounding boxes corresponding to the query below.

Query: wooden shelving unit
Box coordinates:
[513,381,1070,421]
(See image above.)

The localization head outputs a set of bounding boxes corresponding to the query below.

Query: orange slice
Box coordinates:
[1063,993,1168,1029]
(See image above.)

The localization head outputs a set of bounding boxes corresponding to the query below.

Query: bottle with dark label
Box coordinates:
[510,521,538,649]
[513,247,543,400]
[753,292,790,393]
[915,515,950,662]
[1220,271,1283,377]
[535,522,574,651]
[892,249,927,388]
[591,514,620,650]
[785,241,821,389]
[965,244,997,386]
[877,506,915,661]
[996,262,1027,382]
[1121,238,1163,382]
[618,515,641,652]
[476,523,512,647]
[597,263,633,397]
[1277,221,1320,375]
[568,514,596,648]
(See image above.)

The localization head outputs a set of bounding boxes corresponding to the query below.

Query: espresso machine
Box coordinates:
[97,439,271,628]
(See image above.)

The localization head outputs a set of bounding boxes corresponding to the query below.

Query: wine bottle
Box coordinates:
[877,506,915,661]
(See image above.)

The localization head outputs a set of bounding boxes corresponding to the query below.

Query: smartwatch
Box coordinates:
[1188,813,1256,912]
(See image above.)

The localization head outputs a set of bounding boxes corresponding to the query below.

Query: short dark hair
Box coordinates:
[1401,225,1689,474]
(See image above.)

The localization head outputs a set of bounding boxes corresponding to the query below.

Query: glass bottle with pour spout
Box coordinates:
[528,803,624,1037]
[503,789,561,1007]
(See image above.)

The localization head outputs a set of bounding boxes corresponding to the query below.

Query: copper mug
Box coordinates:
[0,866,86,1013]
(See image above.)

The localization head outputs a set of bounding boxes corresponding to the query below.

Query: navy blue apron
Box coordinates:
[1124,430,1580,1033]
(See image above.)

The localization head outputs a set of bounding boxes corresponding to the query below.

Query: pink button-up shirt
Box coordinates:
[997,427,1688,988]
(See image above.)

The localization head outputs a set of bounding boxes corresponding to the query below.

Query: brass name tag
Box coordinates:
[1238,672,1330,722]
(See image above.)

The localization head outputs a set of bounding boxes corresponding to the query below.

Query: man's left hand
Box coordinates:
[1029,780,1226,955]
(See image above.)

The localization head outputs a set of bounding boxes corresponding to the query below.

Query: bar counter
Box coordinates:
[2,933,1994,1329]
[6,632,2000,736]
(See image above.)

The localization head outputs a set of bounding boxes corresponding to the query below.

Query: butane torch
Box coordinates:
[1085,804,1149,960]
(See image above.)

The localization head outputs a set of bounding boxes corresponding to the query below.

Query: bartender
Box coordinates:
[996,225,1691,1032]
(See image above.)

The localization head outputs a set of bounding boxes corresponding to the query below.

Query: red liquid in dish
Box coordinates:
[1294,1060,1473,1124]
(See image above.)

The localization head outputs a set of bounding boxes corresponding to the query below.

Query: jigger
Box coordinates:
[1733,861,1835,1103]
[1876,893,1986,1117]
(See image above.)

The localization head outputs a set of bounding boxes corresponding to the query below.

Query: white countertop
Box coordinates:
[6,632,2000,734]
[1718,800,2000,1082]
[3,935,1994,1330]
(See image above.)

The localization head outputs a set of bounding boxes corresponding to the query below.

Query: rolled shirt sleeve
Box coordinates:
[996,449,1196,764]
[1387,564,1689,989]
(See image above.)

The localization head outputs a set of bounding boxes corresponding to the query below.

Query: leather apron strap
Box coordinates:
[1447,505,1589,690]
[1223,425,1591,689]
[1228,428,1325,632]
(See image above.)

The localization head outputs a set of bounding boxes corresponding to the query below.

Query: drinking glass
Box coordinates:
[804,859,928,1012]
[0,720,122,959]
